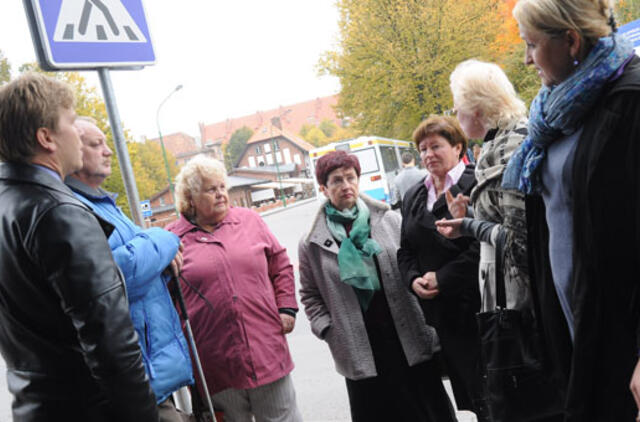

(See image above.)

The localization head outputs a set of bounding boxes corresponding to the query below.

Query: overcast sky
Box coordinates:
[0,1,341,140]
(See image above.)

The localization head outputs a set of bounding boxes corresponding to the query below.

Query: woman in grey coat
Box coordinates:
[298,150,455,422]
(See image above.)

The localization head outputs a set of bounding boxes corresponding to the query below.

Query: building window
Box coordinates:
[255,145,262,154]
[273,140,280,151]
[264,143,271,153]
[159,197,165,206]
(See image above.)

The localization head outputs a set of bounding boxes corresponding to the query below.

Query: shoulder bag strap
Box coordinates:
[494,229,508,309]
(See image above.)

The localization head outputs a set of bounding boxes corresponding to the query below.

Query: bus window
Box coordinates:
[400,147,423,169]
[380,145,400,186]
[380,146,400,174]
[352,147,379,175]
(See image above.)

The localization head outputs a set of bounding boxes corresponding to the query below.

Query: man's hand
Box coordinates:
[629,357,640,417]
[412,273,439,300]
[280,314,296,334]
[169,243,184,278]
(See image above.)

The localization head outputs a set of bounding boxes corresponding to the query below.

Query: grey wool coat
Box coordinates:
[298,194,440,380]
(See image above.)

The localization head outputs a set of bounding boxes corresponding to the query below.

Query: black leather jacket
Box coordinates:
[0,163,158,421]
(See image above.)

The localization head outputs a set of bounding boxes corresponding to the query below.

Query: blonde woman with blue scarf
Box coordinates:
[298,151,456,421]
[500,0,640,420]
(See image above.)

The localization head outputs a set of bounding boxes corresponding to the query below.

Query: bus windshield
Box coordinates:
[352,147,379,174]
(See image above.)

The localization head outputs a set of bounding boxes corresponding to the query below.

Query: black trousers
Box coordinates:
[345,355,456,422]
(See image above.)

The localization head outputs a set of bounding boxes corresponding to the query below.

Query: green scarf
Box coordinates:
[325,198,382,311]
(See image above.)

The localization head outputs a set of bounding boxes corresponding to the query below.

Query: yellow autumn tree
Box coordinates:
[129,140,180,202]
[16,62,178,216]
[616,0,640,26]
[320,0,501,140]
[488,0,540,106]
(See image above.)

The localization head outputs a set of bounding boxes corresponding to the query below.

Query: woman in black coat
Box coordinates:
[502,1,640,420]
[397,115,485,420]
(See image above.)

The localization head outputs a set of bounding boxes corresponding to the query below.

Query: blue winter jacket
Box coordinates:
[66,178,194,403]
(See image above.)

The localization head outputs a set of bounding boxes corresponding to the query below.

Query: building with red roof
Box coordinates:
[234,122,315,177]
[199,94,341,146]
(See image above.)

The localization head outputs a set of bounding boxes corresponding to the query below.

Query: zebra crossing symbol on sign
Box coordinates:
[54,0,147,43]
[23,0,155,70]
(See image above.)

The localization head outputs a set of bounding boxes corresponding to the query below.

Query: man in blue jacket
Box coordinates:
[66,117,194,421]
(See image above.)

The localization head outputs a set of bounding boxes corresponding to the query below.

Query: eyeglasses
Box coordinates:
[327,174,359,187]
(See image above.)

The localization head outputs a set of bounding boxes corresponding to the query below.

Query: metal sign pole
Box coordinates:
[98,68,145,227]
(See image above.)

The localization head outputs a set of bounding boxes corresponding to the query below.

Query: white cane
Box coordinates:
[173,276,217,422]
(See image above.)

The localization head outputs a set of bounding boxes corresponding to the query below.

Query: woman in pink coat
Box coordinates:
[166,155,302,422]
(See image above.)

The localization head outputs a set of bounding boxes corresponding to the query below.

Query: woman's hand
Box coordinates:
[445,190,470,219]
[435,218,464,239]
[412,272,439,299]
[629,357,640,417]
[280,314,296,334]
[168,243,184,278]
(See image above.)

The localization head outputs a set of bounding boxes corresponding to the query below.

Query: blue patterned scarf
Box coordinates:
[502,33,634,194]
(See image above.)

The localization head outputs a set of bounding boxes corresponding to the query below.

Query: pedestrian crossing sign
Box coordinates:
[23,0,156,70]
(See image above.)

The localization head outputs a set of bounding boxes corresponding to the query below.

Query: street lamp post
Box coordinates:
[156,84,183,216]
[270,109,292,208]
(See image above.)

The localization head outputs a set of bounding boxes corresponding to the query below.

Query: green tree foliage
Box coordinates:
[129,140,180,202]
[320,0,501,140]
[17,62,178,216]
[224,126,253,171]
[498,43,541,106]
[616,0,640,25]
[304,126,329,146]
[0,50,10,86]
[319,119,338,138]
[488,0,541,107]
[299,123,314,139]
[299,119,359,146]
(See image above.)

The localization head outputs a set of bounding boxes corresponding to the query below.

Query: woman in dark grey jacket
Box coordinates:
[397,115,485,420]
[499,1,640,420]
[299,150,455,422]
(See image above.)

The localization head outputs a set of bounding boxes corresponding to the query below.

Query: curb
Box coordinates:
[260,197,320,217]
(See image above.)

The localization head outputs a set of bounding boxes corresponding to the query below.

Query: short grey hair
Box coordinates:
[76,115,98,125]
[175,155,227,218]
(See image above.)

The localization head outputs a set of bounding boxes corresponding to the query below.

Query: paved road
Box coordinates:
[0,198,476,421]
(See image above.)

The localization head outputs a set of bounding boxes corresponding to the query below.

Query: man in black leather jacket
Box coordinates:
[0,74,159,421]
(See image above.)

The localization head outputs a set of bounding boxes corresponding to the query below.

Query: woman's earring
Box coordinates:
[573,59,579,67]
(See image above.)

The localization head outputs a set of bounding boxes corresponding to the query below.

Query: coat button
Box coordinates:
[200,237,207,241]
[324,239,333,247]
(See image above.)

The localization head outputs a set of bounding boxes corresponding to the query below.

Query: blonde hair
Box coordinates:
[175,155,227,218]
[513,0,614,47]
[450,59,527,130]
[0,72,75,163]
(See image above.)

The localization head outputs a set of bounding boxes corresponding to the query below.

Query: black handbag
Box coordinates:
[475,231,564,422]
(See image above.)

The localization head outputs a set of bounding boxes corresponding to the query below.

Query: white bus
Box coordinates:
[309,136,420,203]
